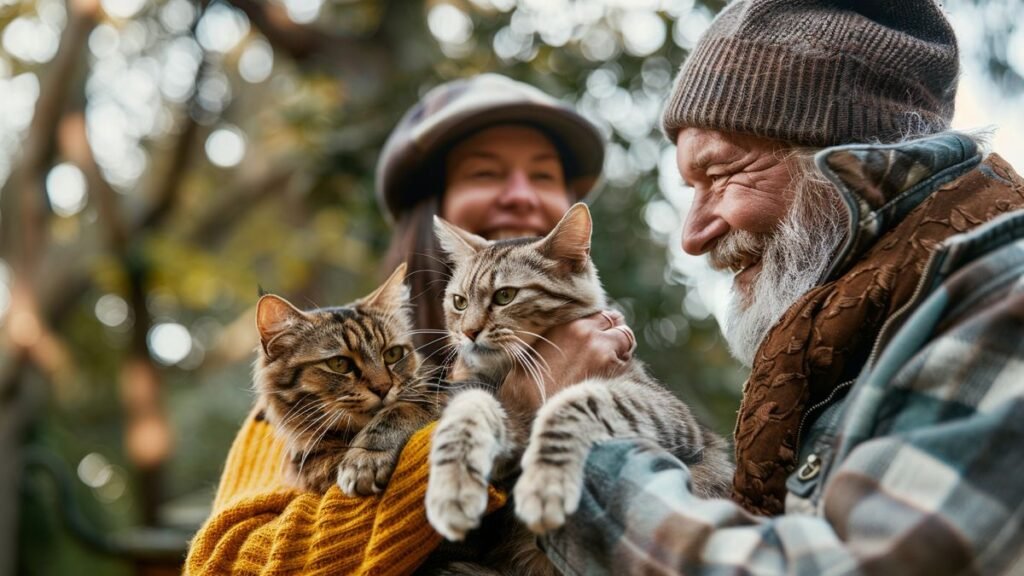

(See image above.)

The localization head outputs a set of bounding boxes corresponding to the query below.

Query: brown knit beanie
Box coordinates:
[662,0,959,147]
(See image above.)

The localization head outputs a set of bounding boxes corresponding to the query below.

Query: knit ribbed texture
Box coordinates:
[662,0,959,147]
[185,416,506,575]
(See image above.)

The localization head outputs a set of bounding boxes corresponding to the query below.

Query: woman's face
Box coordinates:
[442,124,572,240]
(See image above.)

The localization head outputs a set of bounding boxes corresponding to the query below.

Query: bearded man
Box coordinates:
[523,0,1024,573]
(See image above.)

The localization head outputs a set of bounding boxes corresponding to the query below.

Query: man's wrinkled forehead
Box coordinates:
[674,128,747,183]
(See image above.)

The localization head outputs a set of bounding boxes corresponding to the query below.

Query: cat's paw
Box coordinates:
[425,458,490,541]
[514,454,585,534]
[337,447,395,496]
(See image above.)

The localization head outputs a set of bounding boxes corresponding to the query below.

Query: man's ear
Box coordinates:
[361,262,409,313]
[535,203,592,270]
[256,294,307,358]
[434,215,489,262]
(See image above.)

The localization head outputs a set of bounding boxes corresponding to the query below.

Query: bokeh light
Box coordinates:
[101,0,146,19]
[429,4,474,46]
[159,36,203,102]
[45,163,88,217]
[89,24,120,58]
[284,0,323,25]
[77,452,113,488]
[147,322,193,365]
[205,126,247,168]
[239,38,273,83]
[2,16,60,63]
[620,11,666,56]
[159,0,196,33]
[195,2,249,54]
[95,294,130,328]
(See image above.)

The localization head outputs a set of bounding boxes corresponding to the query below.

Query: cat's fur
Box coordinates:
[253,264,438,495]
[426,204,734,574]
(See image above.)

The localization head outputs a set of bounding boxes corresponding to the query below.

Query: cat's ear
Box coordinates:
[536,203,592,270]
[434,216,488,261]
[361,262,409,312]
[256,294,307,358]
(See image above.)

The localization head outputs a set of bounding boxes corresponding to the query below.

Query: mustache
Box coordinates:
[708,229,767,273]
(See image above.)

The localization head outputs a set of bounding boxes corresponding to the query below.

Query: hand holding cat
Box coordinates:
[502,309,636,412]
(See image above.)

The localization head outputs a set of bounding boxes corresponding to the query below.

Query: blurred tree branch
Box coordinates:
[222,0,393,96]
[0,0,100,570]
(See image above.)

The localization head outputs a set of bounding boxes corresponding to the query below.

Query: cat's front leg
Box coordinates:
[514,379,631,534]
[338,400,435,496]
[426,389,508,541]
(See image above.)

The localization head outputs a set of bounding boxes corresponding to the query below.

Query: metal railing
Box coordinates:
[21,447,195,567]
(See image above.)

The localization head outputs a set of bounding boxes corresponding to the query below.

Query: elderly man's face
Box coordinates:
[676,127,796,296]
[675,127,846,366]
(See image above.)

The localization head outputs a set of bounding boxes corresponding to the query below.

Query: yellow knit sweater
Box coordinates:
[185,411,506,575]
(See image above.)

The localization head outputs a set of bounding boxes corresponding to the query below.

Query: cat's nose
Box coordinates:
[370,382,392,399]
[463,328,481,341]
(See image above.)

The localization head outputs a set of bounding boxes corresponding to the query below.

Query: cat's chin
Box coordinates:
[461,344,511,380]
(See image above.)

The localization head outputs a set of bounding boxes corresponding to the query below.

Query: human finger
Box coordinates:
[610,325,635,362]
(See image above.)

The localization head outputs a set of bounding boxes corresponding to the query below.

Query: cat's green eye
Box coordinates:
[324,356,354,374]
[383,345,404,365]
[492,287,518,306]
[452,294,468,311]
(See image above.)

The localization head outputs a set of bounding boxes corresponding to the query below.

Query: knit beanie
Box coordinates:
[662,0,959,147]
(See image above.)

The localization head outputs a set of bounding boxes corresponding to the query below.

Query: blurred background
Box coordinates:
[1,0,1020,573]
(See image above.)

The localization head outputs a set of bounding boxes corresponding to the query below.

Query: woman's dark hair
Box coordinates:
[382,194,452,369]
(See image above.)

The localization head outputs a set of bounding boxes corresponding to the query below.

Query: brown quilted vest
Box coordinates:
[732,136,1024,516]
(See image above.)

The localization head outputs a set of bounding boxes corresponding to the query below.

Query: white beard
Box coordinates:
[719,178,847,367]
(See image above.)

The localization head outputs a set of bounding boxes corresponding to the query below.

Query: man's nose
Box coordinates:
[681,193,730,255]
[496,170,540,209]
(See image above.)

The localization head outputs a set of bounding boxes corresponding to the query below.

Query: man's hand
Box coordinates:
[501,310,636,412]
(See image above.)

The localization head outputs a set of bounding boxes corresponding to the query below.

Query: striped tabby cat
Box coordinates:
[425,203,733,573]
[253,264,437,495]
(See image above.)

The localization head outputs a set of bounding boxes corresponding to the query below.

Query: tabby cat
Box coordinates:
[425,203,734,574]
[253,264,437,495]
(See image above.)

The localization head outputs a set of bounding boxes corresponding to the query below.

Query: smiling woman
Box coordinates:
[442,125,571,240]
[376,73,606,363]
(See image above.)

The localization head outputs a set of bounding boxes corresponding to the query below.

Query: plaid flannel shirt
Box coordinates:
[543,137,1024,575]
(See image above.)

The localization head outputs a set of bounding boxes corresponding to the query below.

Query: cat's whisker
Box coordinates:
[510,335,554,378]
[279,398,327,427]
[298,409,344,478]
[505,341,547,405]
[410,335,455,357]
[270,400,329,443]
[280,402,330,433]
[405,267,452,281]
[419,341,461,368]
[410,286,442,302]
[293,407,336,450]
[512,340,552,404]
[410,250,455,272]
[512,329,565,359]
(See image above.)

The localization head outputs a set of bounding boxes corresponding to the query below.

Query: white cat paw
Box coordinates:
[425,460,489,541]
[514,457,584,534]
[337,447,394,497]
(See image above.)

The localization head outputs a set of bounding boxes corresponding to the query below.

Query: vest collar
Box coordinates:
[816,133,982,282]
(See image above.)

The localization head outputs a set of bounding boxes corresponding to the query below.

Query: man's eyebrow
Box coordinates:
[530,152,560,163]
[690,148,716,171]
